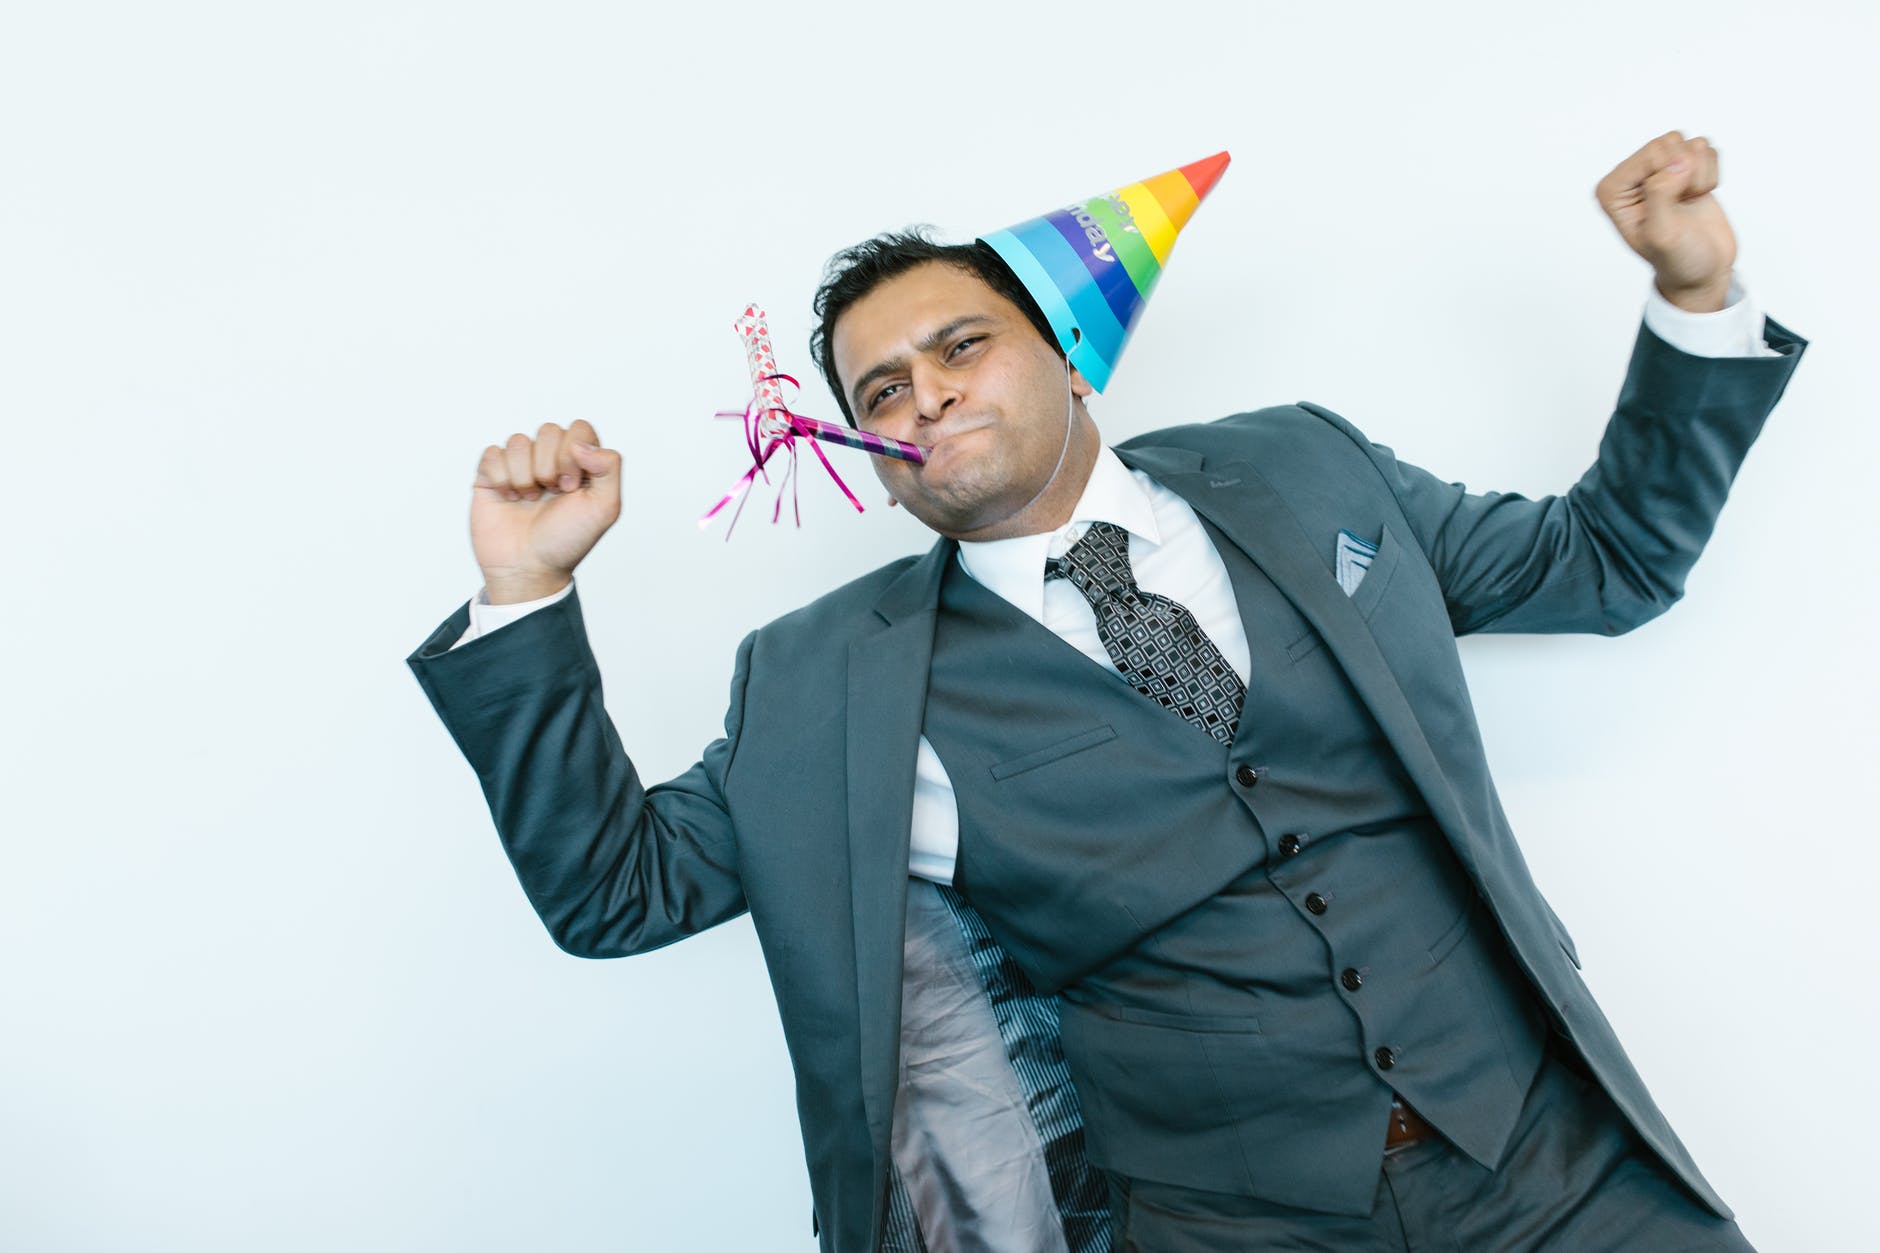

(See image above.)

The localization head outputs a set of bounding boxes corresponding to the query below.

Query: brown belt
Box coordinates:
[1384,1098,1439,1151]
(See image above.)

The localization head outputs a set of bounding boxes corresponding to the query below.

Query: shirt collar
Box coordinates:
[955,445,1162,625]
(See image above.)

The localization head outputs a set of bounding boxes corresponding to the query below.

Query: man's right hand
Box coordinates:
[470,419,622,604]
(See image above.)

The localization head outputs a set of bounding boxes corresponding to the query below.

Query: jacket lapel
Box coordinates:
[847,539,954,1145]
[1119,445,1485,881]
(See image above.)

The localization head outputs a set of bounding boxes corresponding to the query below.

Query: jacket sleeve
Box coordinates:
[407,585,752,956]
[1303,316,1806,636]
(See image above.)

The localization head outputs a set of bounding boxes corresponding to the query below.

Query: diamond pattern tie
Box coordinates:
[1046,521,1245,746]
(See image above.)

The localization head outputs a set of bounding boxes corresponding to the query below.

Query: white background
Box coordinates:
[4,2,1875,1249]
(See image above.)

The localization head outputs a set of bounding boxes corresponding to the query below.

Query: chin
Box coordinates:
[926,483,1050,539]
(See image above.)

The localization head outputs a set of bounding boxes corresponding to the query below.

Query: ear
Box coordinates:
[1068,365,1096,399]
[887,496,899,508]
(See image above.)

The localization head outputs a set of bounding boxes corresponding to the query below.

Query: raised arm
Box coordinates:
[1313,130,1806,635]
[407,422,751,956]
[1306,311,1803,636]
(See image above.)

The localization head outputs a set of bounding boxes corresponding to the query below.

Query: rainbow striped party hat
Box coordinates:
[978,151,1229,392]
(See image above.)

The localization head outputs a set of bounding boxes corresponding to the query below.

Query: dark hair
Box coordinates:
[809,227,1063,427]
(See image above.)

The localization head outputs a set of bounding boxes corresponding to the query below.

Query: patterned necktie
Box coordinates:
[1045,521,1245,746]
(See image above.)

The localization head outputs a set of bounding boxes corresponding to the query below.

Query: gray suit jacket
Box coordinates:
[408,317,1805,1251]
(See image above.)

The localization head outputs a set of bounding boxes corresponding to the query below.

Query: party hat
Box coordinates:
[978,151,1229,392]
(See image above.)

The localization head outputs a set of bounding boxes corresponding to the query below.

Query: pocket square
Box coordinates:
[1335,529,1379,597]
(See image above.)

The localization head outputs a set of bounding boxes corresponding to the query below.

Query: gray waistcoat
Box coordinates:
[920,525,1547,1217]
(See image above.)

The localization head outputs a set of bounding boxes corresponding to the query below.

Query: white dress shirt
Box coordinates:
[449,279,1777,884]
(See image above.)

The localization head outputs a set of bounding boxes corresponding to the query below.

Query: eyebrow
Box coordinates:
[848,315,997,415]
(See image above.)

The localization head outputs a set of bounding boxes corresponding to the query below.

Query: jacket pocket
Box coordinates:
[1426,895,1476,966]
[1057,999,1266,1196]
[1348,524,1403,622]
[1080,998,1263,1036]
[1286,524,1405,662]
[989,724,1118,780]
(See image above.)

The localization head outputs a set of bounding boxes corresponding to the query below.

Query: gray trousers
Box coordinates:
[1104,1040,1754,1252]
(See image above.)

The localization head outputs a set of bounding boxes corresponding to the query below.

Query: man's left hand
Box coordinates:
[1595,130,1737,312]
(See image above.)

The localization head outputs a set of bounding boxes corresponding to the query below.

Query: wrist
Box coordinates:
[1655,270,1732,314]
[482,569,572,604]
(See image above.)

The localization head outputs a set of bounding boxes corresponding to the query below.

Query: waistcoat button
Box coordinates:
[1374,1046,1397,1070]
[1234,764,1258,788]
[1341,967,1363,991]
[1305,892,1328,915]
[1278,833,1302,857]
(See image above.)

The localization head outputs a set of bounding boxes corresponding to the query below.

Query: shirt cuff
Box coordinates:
[449,578,576,651]
[1642,271,1779,358]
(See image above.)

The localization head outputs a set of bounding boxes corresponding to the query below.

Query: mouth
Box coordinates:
[916,423,990,466]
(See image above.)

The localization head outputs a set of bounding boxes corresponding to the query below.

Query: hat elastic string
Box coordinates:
[1004,328,1079,524]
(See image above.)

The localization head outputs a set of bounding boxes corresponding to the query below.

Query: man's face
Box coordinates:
[832,261,1094,541]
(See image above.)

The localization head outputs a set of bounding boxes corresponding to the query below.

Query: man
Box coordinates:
[408,132,1805,1250]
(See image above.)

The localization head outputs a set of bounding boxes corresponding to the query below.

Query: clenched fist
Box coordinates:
[470,419,622,604]
[1596,130,1737,312]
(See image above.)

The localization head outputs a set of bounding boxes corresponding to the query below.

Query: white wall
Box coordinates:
[4,2,1873,1248]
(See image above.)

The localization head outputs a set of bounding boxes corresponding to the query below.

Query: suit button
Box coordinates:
[1235,764,1259,788]
[1278,833,1302,858]
[1305,892,1328,915]
[1375,1046,1397,1070]
[1341,968,1363,991]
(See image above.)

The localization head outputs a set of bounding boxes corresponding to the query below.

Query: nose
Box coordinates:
[909,359,961,425]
